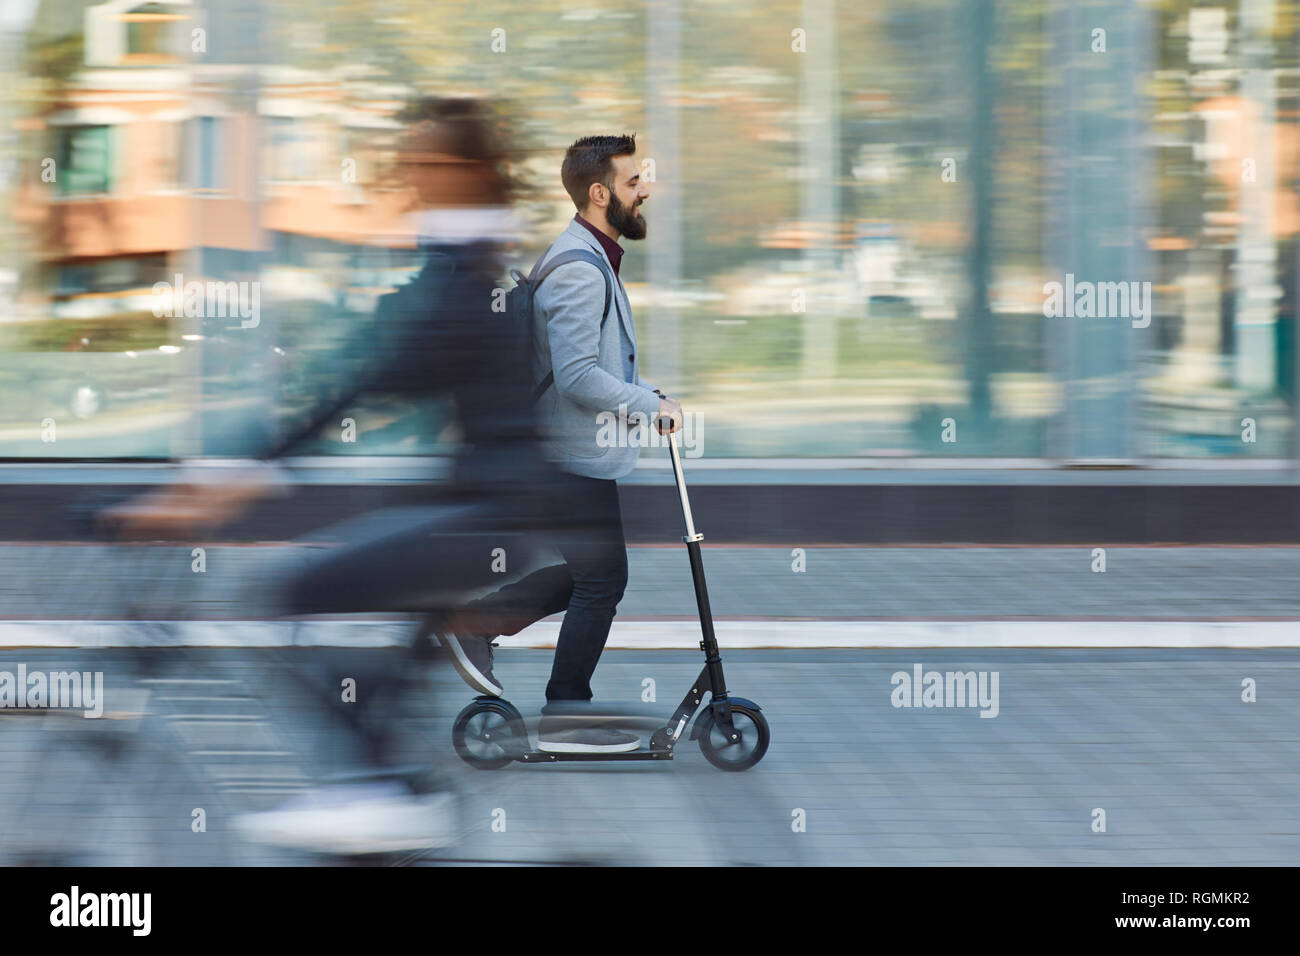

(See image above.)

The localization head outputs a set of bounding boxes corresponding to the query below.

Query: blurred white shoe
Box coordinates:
[233,783,458,855]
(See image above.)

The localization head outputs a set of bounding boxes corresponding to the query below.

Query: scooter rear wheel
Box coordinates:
[452,699,526,770]
[696,703,769,772]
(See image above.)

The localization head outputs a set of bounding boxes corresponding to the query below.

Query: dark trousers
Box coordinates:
[462,472,628,708]
[275,499,543,772]
[281,501,535,616]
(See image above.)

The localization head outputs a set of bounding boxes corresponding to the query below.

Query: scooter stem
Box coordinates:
[665,426,729,703]
[667,430,700,541]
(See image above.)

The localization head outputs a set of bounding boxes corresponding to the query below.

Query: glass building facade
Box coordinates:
[2,0,1299,463]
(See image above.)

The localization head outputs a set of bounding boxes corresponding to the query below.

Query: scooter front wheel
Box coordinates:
[696,703,769,772]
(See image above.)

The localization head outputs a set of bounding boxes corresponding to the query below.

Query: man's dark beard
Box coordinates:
[606,189,646,240]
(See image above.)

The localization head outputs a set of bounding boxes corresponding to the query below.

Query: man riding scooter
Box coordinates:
[435,134,684,754]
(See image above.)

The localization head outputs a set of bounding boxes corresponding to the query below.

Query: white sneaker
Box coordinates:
[233,783,459,855]
[536,719,641,754]
[437,631,503,697]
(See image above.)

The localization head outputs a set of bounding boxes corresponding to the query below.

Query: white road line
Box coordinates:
[188,751,294,757]
[137,678,242,684]
[166,715,265,722]
[1,620,1299,648]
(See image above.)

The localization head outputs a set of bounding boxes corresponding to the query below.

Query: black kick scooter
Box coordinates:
[450,422,770,772]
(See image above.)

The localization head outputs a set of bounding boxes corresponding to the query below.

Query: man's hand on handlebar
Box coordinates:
[656,395,683,435]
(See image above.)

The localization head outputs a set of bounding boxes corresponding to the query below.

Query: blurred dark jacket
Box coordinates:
[259,238,560,525]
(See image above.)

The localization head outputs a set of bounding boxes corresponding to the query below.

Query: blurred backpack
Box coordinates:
[505,249,613,402]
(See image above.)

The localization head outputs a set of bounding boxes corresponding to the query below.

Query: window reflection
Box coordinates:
[1,0,1297,461]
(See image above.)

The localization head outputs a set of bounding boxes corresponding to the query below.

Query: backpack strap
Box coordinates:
[528,248,614,402]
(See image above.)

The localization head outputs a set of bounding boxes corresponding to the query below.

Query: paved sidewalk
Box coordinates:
[1,545,1298,622]
[1,647,1295,866]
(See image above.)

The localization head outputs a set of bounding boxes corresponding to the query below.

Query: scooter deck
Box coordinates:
[517,749,674,762]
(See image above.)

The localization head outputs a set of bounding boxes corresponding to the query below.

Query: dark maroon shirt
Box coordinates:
[574,213,623,277]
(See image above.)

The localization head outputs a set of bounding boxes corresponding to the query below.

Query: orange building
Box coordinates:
[16,0,417,317]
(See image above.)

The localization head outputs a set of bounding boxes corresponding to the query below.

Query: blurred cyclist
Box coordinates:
[106,97,557,855]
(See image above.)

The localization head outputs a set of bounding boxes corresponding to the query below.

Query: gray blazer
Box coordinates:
[531,218,661,479]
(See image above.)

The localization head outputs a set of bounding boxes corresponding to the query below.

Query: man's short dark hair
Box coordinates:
[561,134,636,210]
